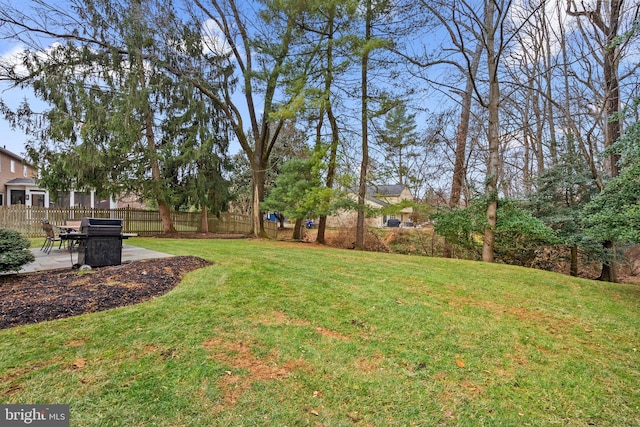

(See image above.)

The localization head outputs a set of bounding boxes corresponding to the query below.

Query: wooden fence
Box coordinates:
[0,206,277,238]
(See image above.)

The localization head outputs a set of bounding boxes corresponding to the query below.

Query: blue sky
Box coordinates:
[0,39,32,158]
[0,95,31,158]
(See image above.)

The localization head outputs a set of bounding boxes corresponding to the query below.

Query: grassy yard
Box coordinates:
[1,238,639,426]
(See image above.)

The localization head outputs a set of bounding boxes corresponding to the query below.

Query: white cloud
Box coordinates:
[0,42,30,77]
[201,18,233,56]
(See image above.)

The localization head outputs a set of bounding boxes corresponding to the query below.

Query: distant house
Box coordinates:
[0,146,47,207]
[326,184,414,228]
[0,146,145,209]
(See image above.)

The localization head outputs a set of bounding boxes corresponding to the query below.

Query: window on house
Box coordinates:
[10,160,15,173]
[0,194,4,206]
[23,165,27,177]
[32,193,46,207]
[10,190,25,205]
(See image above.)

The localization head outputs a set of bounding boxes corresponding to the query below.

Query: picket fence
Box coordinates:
[0,206,277,238]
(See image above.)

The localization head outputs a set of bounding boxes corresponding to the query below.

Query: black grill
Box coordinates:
[77,217,124,267]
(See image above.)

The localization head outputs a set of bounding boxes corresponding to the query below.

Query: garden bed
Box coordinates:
[0,256,211,329]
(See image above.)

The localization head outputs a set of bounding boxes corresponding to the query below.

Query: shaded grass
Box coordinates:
[2,238,639,426]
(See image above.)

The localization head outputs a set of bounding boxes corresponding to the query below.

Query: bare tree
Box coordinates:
[566,0,639,281]
[186,0,318,237]
[451,43,483,208]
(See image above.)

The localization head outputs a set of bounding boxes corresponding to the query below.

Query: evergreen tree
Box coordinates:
[583,101,640,272]
[528,135,600,276]
[0,229,35,274]
[0,0,231,232]
[261,151,335,240]
[433,197,557,266]
[376,103,419,186]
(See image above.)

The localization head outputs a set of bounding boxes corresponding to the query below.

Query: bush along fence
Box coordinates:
[0,206,277,239]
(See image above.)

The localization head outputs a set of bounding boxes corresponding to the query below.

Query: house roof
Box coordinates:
[365,194,388,208]
[5,178,37,185]
[348,184,412,208]
[0,146,34,167]
[367,184,406,197]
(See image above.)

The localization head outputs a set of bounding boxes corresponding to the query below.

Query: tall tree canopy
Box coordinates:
[0,0,231,232]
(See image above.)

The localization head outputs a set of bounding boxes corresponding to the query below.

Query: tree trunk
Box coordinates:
[316,9,338,246]
[138,46,175,234]
[570,244,578,277]
[599,0,622,282]
[201,204,209,233]
[482,0,500,263]
[154,202,173,234]
[144,111,174,234]
[544,13,558,166]
[251,163,267,238]
[444,42,482,258]
[568,0,623,282]
[318,98,340,245]
[317,216,327,243]
[275,213,285,229]
[450,42,482,209]
[355,0,372,250]
[599,241,618,282]
[602,0,622,179]
[292,217,304,240]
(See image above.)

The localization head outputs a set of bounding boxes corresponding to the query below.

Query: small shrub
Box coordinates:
[0,228,35,273]
[384,228,440,256]
[432,198,558,266]
[325,227,389,252]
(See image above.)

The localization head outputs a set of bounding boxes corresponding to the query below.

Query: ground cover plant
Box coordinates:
[1,238,638,426]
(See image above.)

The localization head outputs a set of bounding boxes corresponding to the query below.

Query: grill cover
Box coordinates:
[80,217,123,235]
[78,218,124,267]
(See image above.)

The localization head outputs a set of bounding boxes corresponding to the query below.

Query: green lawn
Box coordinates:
[2,238,639,426]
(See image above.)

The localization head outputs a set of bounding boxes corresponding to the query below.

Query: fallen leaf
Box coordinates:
[461,380,479,392]
[73,358,86,369]
[455,358,465,368]
[310,409,319,416]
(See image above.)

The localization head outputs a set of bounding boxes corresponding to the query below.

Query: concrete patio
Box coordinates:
[10,243,174,274]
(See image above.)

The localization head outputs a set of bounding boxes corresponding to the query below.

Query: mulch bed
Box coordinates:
[0,256,212,330]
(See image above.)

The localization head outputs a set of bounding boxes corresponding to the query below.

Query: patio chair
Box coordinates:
[40,220,51,252]
[41,221,64,254]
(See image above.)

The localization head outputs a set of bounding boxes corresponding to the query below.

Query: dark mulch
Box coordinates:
[0,256,212,330]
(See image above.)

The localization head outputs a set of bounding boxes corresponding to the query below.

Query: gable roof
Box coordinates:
[364,193,388,208]
[351,184,411,208]
[367,184,406,197]
[6,178,37,185]
[347,184,411,208]
[0,146,34,168]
